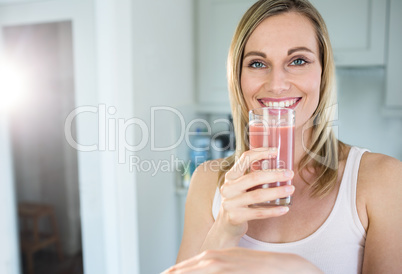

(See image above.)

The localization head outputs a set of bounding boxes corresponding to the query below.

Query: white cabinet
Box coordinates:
[384,0,402,113]
[310,0,387,67]
[196,0,388,108]
[196,0,256,109]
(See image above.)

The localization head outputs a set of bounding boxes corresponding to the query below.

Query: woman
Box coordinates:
[167,0,402,273]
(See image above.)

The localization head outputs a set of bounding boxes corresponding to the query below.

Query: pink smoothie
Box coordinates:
[249,123,295,189]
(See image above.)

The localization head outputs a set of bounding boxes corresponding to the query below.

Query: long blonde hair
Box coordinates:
[218,0,345,198]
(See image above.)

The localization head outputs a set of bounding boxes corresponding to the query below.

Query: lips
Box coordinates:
[257,97,302,109]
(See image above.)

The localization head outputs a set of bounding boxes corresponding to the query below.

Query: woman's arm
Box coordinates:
[359,153,402,273]
[176,160,220,263]
[176,148,294,262]
[166,247,323,274]
[198,149,293,253]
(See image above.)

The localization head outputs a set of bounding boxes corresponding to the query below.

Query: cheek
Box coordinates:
[308,81,320,105]
[240,73,258,107]
[302,71,321,104]
[240,73,254,96]
[295,73,321,124]
[312,78,321,106]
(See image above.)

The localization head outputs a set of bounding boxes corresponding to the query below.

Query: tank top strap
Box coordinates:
[341,146,369,237]
[212,186,221,220]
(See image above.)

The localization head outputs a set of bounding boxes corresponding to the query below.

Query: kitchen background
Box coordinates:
[0,0,401,274]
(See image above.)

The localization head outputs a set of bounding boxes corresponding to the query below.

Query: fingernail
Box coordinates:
[285,185,294,193]
[280,207,289,213]
[284,170,294,177]
[268,147,278,152]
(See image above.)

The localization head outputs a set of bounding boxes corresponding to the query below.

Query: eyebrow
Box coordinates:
[243,47,314,59]
[287,47,314,55]
[243,51,266,59]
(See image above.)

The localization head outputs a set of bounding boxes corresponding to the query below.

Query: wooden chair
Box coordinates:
[18,202,64,274]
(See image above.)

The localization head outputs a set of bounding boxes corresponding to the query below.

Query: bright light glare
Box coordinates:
[0,60,30,113]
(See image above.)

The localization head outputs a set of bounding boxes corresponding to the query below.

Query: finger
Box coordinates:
[168,262,221,274]
[221,184,294,213]
[227,184,294,208]
[221,169,294,199]
[165,253,203,272]
[223,205,290,225]
[165,251,222,273]
[225,148,278,180]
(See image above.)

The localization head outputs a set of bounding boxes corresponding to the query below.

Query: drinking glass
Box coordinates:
[248,107,295,207]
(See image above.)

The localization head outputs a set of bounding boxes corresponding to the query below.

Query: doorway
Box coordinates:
[3,21,83,274]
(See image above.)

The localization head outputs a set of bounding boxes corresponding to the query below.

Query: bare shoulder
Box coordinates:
[358,153,402,271]
[188,158,226,204]
[359,152,402,190]
[357,151,402,220]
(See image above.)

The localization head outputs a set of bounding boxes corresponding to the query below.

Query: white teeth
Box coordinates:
[261,98,299,108]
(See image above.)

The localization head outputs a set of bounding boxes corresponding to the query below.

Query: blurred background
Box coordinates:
[0,0,401,274]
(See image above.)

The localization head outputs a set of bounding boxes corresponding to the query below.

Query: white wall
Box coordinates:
[131,0,194,273]
[337,67,402,160]
[0,117,20,274]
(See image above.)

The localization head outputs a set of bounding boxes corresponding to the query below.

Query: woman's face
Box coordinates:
[241,12,322,129]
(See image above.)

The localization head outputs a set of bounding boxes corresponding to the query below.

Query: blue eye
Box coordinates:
[250,61,266,68]
[291,58,306,66]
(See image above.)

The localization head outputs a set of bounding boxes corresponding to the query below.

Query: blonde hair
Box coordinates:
[218,0,345,198]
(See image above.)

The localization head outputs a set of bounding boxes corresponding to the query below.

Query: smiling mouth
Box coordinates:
[257,97,302,109]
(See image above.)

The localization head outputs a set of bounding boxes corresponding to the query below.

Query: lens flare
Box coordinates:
[0,60,30,113]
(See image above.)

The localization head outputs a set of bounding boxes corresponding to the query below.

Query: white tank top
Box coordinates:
[212,146,368,274]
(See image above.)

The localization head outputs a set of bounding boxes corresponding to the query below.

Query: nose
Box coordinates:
[264,67,290,94]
